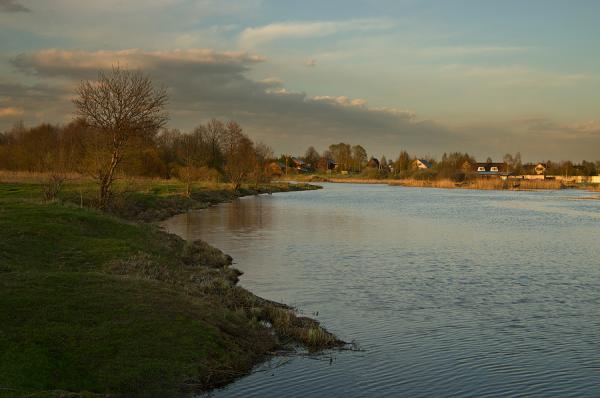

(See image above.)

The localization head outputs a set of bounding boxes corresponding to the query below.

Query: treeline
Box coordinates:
[294,144,599,179]
[0,67,276,207]
[0,119,272,187]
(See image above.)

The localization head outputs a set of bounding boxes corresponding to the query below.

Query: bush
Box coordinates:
[411,169,438,180]
[361,167,385,179]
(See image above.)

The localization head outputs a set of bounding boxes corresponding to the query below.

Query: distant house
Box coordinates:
[471,162,508,176]
[285,157,311,173]
[267,162,283,177]
[534,163,547,175]
[413,159,432,170]
[291,157,305,169]
[367,157,380,169]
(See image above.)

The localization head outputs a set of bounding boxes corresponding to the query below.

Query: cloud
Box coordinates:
[0,80,72,128]
[239,19,393,48]
[521,118,600,139]
[6,48,600,161]
[7,48,455,154]
[312,95,368,108]
[260,77,284,86]
[566,120,600,136]
[0,107,24,118]
[12,48,265,79]
[451,117,600,161]
[0,0,30,12]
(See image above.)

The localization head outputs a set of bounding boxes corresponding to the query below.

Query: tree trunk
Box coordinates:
[98,149,120,208]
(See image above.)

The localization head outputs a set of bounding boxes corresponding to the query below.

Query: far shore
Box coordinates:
[279,175,600,192]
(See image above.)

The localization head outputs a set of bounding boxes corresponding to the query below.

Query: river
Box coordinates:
[162,183,600,397]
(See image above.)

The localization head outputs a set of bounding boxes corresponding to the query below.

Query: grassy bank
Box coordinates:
[0,171,321,222]
[0,177,339,397]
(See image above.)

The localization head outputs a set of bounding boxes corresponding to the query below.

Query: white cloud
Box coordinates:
[312,95,368,108]
[239,19,394,48]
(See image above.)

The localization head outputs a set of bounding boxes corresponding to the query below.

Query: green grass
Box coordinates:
[0,272,265,397]
[0,178,335,397]
[0,200,169,272]
[38,178,322,222]
[0,183,276,397]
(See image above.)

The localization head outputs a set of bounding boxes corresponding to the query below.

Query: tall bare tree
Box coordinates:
[351,145,367,172]
[222,121,255,190]
[73,66,168,207]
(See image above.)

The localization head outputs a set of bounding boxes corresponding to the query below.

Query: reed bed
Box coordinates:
[390,178,565,190]
[327,178,388,184]
[588,184,600,192]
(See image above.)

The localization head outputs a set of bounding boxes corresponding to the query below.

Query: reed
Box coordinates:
[588,184,600,192]
[327,178,388,184]
[263,306,342,350]
[390,178,564,190]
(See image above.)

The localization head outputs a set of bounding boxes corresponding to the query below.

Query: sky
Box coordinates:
[1,0,599,161]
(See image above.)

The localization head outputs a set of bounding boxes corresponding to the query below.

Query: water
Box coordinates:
[162,184,600,397]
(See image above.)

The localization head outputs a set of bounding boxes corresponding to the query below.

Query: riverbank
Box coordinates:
[0,176,340,397]
[279,174,597,191]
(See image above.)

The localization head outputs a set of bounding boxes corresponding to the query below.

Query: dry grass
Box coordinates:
[327,178,388,184]
[512,179,564,190]
[103,237,343,352]
[263,306,341,350]
[389,179,456,188]
[390,178,565,190]
[280,175,388,184]
[588,184,600,192]
[0,170,85,183]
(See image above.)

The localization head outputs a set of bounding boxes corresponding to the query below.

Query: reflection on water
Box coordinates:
[162,184,600,398]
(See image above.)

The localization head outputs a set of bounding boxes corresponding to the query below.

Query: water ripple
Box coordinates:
[164,184,600,398]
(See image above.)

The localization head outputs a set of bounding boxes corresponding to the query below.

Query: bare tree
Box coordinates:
[73,66,168,207]
[205,119,226,172]
[222,121,255,190]
[253,142,274,186]
[351,145,367,172]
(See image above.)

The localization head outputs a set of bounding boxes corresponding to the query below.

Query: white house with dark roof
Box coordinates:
[413,159,432,169]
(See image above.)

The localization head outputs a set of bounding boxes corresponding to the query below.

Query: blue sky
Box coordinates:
[1,0,599,160]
